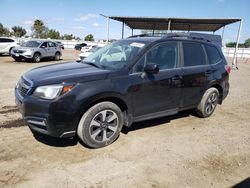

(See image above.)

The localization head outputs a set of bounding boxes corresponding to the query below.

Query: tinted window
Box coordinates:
[48,42,56,47]
[41,42,48,48]
[205,45,222,64]
[6,38,14,42]
[146,42,177,70]
[183,42,206,67]
[0,38,8,42]
[133,42,177,73]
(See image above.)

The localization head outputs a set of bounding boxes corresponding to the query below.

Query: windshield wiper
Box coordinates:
[83,62,102,69]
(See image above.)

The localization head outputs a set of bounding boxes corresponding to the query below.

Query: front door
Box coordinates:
[129,42,182,118]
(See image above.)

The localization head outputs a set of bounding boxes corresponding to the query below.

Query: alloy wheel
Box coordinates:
[89,110,119,142]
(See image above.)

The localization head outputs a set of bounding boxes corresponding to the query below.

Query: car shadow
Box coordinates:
[32,132,78,147]
[231,177,250,188]
[122,109,196,134]
[32,109,196,147]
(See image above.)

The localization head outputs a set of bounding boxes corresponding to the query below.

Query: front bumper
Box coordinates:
[11,51,33,59]
[15,87,78,138]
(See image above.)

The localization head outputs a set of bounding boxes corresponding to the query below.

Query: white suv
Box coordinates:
[0,37,19,55]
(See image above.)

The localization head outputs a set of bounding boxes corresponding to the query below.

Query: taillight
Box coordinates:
[225,65,231,74]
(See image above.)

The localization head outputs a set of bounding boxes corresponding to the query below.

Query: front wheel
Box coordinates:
[196,88,219,118]
[33,53,41,63]
[77,102,124,148]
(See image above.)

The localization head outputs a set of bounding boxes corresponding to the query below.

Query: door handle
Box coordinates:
[171,75,182,81]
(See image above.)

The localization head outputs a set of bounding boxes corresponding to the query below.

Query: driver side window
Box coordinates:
[41,42,48,48]
[133,42,177,73]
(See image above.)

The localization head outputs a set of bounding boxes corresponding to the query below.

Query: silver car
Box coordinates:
[11,40,61,62]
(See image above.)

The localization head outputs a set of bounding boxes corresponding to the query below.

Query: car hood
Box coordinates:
[13,46,38,51]
[24,62,110,86]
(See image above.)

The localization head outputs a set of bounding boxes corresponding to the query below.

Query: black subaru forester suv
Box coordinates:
[15,33,230,148]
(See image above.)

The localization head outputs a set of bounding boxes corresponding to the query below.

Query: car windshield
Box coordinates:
[83,40,147,70]
[21,41,42,47]
[89,47,101,52]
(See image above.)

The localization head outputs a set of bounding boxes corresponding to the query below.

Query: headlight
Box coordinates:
[33,84,74,100]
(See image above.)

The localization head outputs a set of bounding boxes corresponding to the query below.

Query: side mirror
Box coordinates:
[144,63,159,74]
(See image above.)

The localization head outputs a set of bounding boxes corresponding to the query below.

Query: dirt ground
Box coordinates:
[0,52,249,188]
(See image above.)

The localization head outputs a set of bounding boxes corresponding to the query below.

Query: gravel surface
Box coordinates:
[0,54,249,188]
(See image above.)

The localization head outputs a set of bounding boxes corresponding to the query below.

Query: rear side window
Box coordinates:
[0,38,7,42]
[183,42,206,67]
[205,45,222,64]
[6,38,14,42]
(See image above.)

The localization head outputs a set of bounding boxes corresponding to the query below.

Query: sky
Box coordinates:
[0,0,249,44]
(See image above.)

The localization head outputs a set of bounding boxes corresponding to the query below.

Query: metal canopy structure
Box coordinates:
[101,15,242,68]
[108,16,241,32]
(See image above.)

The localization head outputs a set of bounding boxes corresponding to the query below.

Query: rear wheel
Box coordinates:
[196,88,219,118]
[77,102,124,148]
[54,52,60,61]
[33,53,41,63]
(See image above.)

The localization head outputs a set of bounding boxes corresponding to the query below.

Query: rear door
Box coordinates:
[180,41,212,108]
[48,42,57,57]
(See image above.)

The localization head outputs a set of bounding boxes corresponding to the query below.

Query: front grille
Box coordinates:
[17,77,32,97]
[13,49,25,54]
[18,86,29,96]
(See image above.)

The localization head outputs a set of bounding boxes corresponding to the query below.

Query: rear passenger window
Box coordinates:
[183,42,206,67]
[6,39,14,42]
[205,45,222,64]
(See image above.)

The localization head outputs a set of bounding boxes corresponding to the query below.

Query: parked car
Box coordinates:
[78,46,102,60]
[81,45,97,52]
[0,37,19,55]
[15,33,230,148]
[74,42,87,51]
[55,41,64,50]
[11,40,62,63]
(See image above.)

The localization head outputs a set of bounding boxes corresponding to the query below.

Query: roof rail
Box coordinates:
[128,32,222,47]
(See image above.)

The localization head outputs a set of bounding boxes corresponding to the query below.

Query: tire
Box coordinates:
[14,57,21,62]
[33,53,41,63]
[77,102,124,148]
[9,47,13,55]
[54,52,60,61]
[196,88,219,118]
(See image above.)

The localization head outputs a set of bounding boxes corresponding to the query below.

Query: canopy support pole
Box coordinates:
[167,19,171,33]
[152,24,155,35]
[221,26,225,44]
[106,16,110,42]
[232,19,243,69]
[131,29,134,36]
[122,22,124,39]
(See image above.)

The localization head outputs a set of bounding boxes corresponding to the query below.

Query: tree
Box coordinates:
[63,34,75,40]
[11,26,26,37]
[244,38,250,48]
[84,34,94,41]
[0,23,10,36]
[31,20,48,38]
[226,42,245,48]
[47,29,60,39]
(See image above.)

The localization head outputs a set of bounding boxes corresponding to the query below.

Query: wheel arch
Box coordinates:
[77,93,131,128]
[208,83,223,104]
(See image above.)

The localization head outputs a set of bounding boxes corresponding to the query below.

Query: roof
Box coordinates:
[108,16,241,32]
